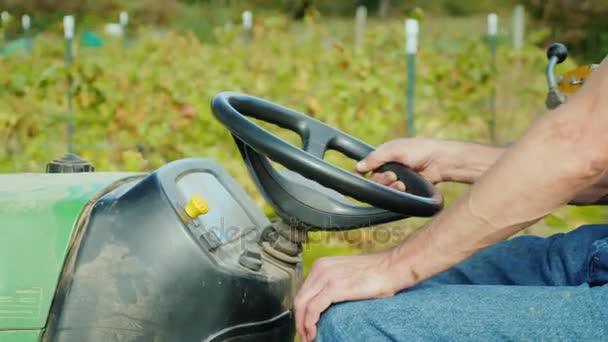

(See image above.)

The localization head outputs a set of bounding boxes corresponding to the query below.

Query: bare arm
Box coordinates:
[388,58,608,287]
[443,142,608,205]
[296,59,608,342]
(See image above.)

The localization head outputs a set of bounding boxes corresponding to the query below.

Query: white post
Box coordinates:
[405,19,419,136]
[1,11,9,25]
[405,19,419,55]
[22,14,31,51]
[22,14,30,31]
[512,5,525,50]
[120,11,128,46]
[488,13,498,37]
[242,10,253,43]
[120,11,128,28]
[63,15,76,153]
[487,13,498,143]
[355,6,367,47]
[2,11,9,42]
[63,15,75,40]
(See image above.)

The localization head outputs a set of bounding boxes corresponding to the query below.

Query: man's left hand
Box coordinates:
[294,252,403,342]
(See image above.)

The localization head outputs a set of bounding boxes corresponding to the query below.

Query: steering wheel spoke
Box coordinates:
[302,129,335,159]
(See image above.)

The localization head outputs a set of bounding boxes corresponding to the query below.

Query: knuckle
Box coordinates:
[326,278,339,290]
[388,150,407,165]
[314,257,330,269]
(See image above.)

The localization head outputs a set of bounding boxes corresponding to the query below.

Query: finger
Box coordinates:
[304,279,368,342]
[390,181,406,192]
[295,269,329,339]
[296,280,325,339]
[370,171,397,185]
[355,149,393,174]
[303,287,335,342]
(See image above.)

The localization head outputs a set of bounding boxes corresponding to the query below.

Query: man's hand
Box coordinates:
[294,138,503,341]
[294,252,403,342]
[294,58,608,342]
[355,138,503,190]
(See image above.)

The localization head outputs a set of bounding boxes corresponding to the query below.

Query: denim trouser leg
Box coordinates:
[316,225,608,341]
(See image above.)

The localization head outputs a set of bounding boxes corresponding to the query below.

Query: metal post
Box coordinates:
[64,15,75,153]
[405,19,419,137]
[488,13,498,143]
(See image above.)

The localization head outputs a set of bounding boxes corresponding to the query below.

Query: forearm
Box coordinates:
[388,60,608,287]
[443,142,504,184]
[445,141,608,205]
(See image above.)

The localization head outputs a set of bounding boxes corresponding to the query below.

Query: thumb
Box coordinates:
[356,150,391,174]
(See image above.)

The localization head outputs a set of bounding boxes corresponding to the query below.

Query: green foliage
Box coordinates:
[525,0,608,62]
[0,14,605,265]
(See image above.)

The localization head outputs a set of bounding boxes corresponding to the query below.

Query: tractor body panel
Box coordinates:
[42,159,296,341]
[2,160,298,341]
[0,330,41,342]
[0,173,139,331]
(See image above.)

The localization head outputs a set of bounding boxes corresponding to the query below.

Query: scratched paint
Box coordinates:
[0,172,138,330]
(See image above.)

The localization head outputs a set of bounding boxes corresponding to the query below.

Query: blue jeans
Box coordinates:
[317,224,608,341]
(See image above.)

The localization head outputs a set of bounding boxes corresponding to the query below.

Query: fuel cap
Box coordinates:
[46,153,95,173]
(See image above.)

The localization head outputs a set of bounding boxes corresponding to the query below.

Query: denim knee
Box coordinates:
[316,303,353,341]
[587,237,608,286]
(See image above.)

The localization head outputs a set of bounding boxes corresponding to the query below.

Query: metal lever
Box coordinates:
[545,43,568,109]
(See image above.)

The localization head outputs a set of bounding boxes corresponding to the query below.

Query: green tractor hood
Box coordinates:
[0,172,138,337]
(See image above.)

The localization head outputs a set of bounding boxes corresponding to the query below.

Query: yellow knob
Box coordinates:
[184,195,209,218]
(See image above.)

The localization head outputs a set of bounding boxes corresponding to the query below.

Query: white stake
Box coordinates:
[405,19,419,55]
[488,13,498,37]
[1,11,9,25]
[512,5,525,50]
[487,13,498,143]
[22,14,30,31]
[242,11,252,31]
[404,19,419,136]
[63,15,75,40]
[355,6,367,46]
[242,10,253,43]
[120,11,128,27]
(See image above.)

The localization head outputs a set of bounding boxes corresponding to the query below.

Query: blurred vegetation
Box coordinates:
[1,0,606,60]
[525,0,608,62]
[0,1,606,266]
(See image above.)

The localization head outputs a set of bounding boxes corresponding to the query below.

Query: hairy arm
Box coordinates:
[443,141,608,205]
[388,58,608,287]
[295,59,608,342]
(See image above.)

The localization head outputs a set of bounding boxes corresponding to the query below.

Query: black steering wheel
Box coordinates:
[211,92,443,231]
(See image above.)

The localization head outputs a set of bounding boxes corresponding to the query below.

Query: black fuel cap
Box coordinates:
[46,153,95,173]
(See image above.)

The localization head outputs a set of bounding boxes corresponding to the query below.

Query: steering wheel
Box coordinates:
[211,92,443,231]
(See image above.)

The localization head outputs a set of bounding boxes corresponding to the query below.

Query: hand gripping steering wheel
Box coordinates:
[211,92,443,231]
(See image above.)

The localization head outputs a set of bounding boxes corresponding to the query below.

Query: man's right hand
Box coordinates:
[355,138,504,190]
